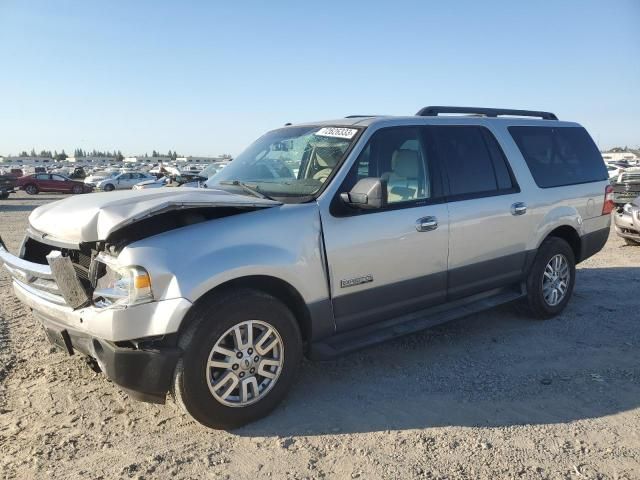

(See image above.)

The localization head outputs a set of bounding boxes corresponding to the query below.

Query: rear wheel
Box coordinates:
[71,184,83,194]
[172,289,302,429]
[103,183,115,192]
[523,237,576,319]
[25,184,38,195]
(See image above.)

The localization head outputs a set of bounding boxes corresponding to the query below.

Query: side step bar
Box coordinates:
[309,287,525,360]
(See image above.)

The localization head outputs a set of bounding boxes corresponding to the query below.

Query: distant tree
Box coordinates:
[152,150,159,157]
[29,148,37,157]
[116,150,124,162]
[55,150,68,161]
[19,150,28,157]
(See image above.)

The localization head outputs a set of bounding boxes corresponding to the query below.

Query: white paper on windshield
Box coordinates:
[315,127,358,139]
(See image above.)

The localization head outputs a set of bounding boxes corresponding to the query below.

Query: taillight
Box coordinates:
[602,185,614,215]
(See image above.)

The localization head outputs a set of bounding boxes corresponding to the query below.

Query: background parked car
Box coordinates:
[611,167,640,206]
[607,163,625,180]
[16,173,93,195]
[132,176,171,190]
[0,174,17,199]
[614,198,640,245]
[84,171,119,187]
[95,172,155,191]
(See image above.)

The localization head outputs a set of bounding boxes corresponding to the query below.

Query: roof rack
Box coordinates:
[416,106,558,120]
[345,115,379,118]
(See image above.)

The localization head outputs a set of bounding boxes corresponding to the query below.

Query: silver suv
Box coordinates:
[0,106,612,429]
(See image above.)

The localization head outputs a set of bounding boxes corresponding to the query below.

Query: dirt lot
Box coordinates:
[0,191,639,480]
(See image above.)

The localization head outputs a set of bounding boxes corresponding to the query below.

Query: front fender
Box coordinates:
[116,203,329,306]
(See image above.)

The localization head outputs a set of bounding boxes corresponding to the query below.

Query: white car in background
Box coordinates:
[132,176,170,190]
[84,171,119,186]
[95,172,155,191]
[607,164,625,180]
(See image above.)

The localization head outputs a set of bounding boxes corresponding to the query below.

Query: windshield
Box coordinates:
[208,125,360,201]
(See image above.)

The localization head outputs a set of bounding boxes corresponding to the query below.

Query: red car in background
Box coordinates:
[16,173,93,195]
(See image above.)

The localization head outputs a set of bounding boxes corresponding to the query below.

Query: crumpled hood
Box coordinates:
[28,187,281,243]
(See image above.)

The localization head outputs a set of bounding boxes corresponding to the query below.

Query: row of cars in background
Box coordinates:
[0,161,229,198]
[605,158,640,246]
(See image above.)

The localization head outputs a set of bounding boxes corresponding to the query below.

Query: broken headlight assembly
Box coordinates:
[92,253,153,307]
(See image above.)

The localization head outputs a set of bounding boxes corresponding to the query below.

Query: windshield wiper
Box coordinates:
[218,180,275,200]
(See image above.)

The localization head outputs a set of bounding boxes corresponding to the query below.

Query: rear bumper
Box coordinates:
[579,226,610,262]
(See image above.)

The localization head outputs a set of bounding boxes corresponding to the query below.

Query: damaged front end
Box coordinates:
[0,191,280,403]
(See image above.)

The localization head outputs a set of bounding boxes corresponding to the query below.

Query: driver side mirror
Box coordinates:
[340,178,387,210]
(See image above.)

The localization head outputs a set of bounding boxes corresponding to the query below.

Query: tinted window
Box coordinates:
[349,127,431,204]
[35,174,49,180]
[432,126,499,196]
[509,126,607,188]
[52,175,65,181]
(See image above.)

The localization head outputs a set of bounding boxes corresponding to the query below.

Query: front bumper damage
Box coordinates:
[0,237,191,403]
[613,209,640,242]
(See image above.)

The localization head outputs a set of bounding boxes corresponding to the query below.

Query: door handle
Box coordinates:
[416,216,438,232]
[511,202,527,216]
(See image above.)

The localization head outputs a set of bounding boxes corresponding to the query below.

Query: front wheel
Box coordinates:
[25,184,39,195]
[523,237,576,319]
[103,183,115,192]
[172,289,302,429]
[0,191,9,200]
[72,184,83,194]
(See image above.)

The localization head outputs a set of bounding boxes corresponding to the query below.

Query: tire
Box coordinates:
[172,288,302,429]
[103,183,115,192]
[522,237,576,319]
[0,191,9,200]
[624,238,640,246]
[25,184,38,195]
[71,185,83,194]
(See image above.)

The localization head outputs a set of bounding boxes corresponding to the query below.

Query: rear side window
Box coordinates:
[432,126,516,198]
[509,126,607,188]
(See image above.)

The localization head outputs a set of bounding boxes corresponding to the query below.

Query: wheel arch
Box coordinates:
[178,275,315,346]
[540,225,581,262]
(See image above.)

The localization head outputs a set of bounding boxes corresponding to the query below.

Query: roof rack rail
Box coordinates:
[345,115,378,118]
[416,106,558,120]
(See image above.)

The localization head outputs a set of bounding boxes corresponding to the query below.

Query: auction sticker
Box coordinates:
[315,127,358,139]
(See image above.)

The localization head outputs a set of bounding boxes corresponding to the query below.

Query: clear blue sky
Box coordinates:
[0,0,638,156]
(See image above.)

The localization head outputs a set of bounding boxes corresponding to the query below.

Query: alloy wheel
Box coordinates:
[542,254,570,306]
[205,320,284,407]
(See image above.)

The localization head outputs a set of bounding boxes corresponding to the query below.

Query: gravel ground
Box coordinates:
[1,191,639,480]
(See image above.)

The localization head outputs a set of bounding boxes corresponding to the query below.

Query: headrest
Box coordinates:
[314,146,341,168]
[392,149,419,178]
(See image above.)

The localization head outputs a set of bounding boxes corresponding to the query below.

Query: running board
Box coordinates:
[309,287,525,360]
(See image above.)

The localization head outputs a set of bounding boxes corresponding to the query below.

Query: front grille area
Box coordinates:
[22,237,94,290]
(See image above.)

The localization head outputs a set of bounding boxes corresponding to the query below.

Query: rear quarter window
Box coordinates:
[509,126,607,188]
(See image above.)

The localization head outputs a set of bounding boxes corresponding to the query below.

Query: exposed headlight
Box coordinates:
[623,203,633,215]
[93,253,153,307]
